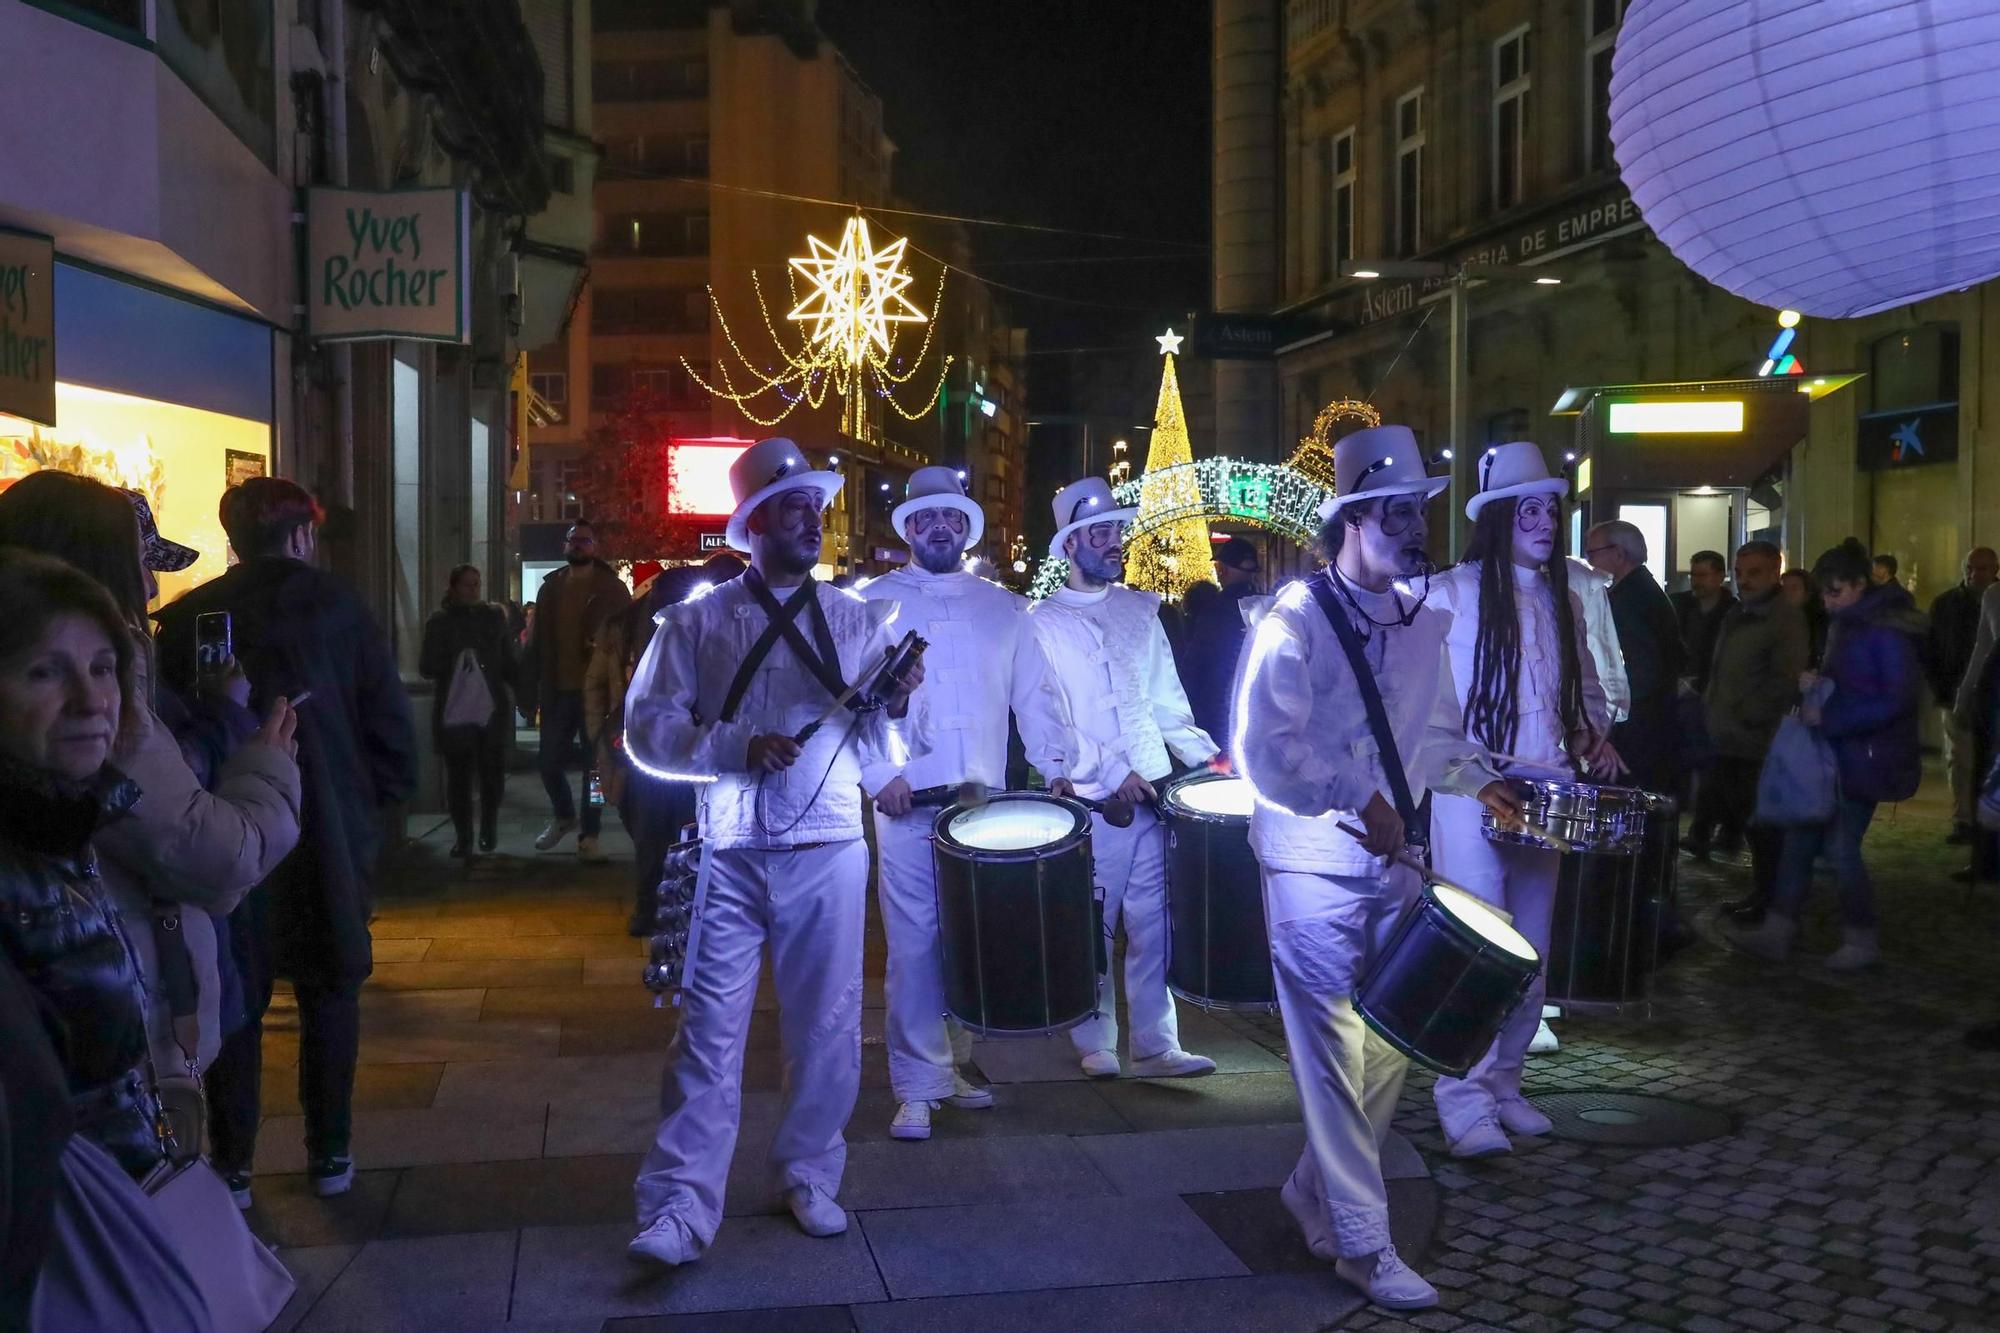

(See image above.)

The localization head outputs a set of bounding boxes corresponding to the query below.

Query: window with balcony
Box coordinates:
[1394,89,1425,256]
[1493,27,1531,211]
[590,288,711,335]
[602,134,709,179]
[1584,0,1627,173]
[602,212,711,258]
[593,57,708,102]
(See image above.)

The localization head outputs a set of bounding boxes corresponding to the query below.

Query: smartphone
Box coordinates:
[194,611,232,686]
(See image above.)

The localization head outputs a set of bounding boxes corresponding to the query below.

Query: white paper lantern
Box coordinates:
[1611,1,2000,318]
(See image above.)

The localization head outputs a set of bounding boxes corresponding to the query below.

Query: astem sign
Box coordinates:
[0,230,55,426]
[307,187,469,343]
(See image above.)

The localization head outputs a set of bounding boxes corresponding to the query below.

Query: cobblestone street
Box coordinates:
[255,771,2000,1332]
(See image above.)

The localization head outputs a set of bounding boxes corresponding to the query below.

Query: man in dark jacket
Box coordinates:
[1585,521,1686,794]
[156,476,417,1199]
[529,521,630,861]
[1671,549,1736,693]
[1926,547,1997,843]
[1183,536,1261,752]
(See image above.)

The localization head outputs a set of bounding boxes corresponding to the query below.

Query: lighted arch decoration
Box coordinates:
[1030,457,1331,600]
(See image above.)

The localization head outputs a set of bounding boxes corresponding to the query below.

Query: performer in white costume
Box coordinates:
[1234,425,1519,1312]
[1030,476,1220,1080]
[1429,442,1621,1158]
[859,466,1066,1140]
[622,437,927,1266]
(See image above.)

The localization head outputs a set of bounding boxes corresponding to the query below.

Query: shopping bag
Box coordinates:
[1752,711,1837,826]
[442,647,495,730]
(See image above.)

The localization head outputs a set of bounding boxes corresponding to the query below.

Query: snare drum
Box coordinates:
[1354,880,1541,1077]
[1547,791,1678,1007]
[1161,772,1275,1010]
[931,792,1100,1037]
[1483,779,1650,855]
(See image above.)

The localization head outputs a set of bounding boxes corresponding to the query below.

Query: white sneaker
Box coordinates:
[1130,1048,1217,1078]
[577,835,608,864]
[890,1101,934,1140]
[784,1183,848,1237]
[945,1073,994,1109]
[1449,1115,1512,1159]
[1528,1019,1560,1054]
[1541,1003,1561,1020]
[1335,1244,1439,1311]
[1497,1096,1554,1137]
[627,1214,700,1267]
[1080,1050,1121,1079]
[535,817,577,851]
[1278,1172,1337,1261]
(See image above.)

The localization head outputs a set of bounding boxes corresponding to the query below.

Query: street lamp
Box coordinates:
[1342,259,1566,559]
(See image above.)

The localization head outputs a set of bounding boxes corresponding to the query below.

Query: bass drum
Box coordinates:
[1161,771,1275,1010]
[931,792,1100,1037]
[1546,791,1678,1008]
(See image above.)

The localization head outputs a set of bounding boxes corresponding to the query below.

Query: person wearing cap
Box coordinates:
[857,466,1067,1140]
[1232,425,1518,1311]
[622,437,928,1266]
[1029,475,1220,1081]
[1427,442,1621,1159]
[1183,534,1263,752]
[420,564,517,857]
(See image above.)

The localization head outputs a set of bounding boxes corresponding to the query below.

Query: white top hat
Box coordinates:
[723,437,844,553]
[1465,441,1567,522]
[891,465,985,547]
[1047,476,1139,559]
[1315,424,1449,521]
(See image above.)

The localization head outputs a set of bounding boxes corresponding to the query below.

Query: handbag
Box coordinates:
[141,1157,296,1332]
[442,645,496,730]
[1752,697,1838,827]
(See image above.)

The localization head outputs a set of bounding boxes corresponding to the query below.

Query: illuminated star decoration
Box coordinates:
[1156,327,1184,356]
[788,217,928,369]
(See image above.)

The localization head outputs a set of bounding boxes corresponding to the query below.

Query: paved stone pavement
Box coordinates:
[252,768,2000,1332]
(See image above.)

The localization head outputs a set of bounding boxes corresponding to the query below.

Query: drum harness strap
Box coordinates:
[1306,570,1428,861]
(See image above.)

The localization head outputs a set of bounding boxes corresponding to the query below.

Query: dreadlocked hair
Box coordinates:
[1458,498,1593,762]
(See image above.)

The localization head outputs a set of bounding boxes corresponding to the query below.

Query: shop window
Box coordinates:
[1492,27,1531,211]
[1870,324,1960,411]
[1584,0,1628,173]
[1394,89,1426,256]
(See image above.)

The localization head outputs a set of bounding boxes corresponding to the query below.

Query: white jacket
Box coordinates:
[624,575,926,850]
[856,565,1063,796]
[1568,557,1630,725]
[1027,583,1218,800]
[1235,577,1500,877]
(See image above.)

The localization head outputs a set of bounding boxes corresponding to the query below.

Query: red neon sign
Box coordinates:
[666,436,753,516]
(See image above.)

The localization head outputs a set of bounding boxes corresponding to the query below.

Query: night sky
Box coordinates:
[815,1,1212,358]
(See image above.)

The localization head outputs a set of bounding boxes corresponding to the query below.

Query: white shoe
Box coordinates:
[785,1183,848,1237]
[1497,1096,1553,1137]
[1825,928,1880,971]
[1528,1019,1560,1054]
[1080,1050,1121,1079]
[1335,1244,1439,1311]
[1449,1115,1512,1159]
[945,1072,994,1109]
[577,835,608,864]
[890,1101,935,1140]
[1278,1172,1337,1261]
[1130,1048,1216,1078]
[1541,1003,1561,1020]
[534,817,577,851]
[627,1214,700,1267]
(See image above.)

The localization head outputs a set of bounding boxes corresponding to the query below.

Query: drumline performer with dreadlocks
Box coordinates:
[1428,442,1623,1159]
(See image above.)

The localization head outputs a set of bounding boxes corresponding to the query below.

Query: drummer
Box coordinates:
[858,466,1068,1141]
[1029,475,1221,1080]
[1234,425,1520,1311]
[1428,442,1621,1159]
[622,437,927,1267]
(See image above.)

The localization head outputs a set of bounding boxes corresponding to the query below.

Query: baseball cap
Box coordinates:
[121,489,199,572]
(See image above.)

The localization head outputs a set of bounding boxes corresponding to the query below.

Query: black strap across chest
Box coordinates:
[1305,570,1425,847]
[718,569,856,724]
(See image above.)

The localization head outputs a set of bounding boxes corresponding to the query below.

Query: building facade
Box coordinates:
[1224,0,1991,612]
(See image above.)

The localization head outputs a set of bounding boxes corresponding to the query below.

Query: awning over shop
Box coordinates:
[1550,374,1861,492]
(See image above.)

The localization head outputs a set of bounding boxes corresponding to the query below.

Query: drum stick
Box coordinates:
[1073,794,1136,828]
[792,644,899,745]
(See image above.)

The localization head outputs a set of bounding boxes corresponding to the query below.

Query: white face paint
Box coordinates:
[1511,494,1558,570]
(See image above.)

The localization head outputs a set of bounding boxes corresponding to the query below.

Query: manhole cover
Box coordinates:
[1536,1091,1733,1146]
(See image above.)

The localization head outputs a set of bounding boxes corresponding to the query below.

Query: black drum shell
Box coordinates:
[1354,884,1541,1077]
[1547,793,1678,1004]
[931,795,1100,1037]
[1161,774,1276,1010]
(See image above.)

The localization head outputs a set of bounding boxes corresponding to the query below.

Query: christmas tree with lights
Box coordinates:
[1123,331,1215,599]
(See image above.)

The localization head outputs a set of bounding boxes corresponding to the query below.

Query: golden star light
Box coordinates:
[787,217,929,369]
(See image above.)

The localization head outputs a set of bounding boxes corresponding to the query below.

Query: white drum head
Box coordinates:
[1170,775,1255,819]
[949,798,1076,852]
[1431,883,1538,961]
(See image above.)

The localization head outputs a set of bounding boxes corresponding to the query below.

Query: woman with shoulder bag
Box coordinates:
[1733,539,1925,969]
[421,565,517,857]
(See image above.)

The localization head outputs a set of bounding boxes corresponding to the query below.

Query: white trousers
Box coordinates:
[1429,793,1559,1140]
[1262,864,1417,1258]
[872,805,974,1103]
[1942,706,1975,827]
[634,840,868,1248]
[1070,805,1182,1061]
